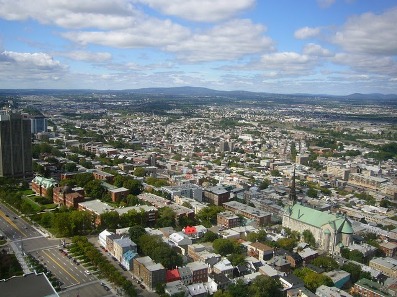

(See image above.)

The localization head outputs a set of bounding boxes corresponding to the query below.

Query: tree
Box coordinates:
[259,179,270,190]
[100,211,120,230]
[156,207,176,228]
[294,267,333,292]
[312,256,339,272]
[270,170,281,177]
[341,262,371,283]
[222,278,248,297]
[199,231,218,243]
[133,167,146,177]
[84,179,106,199]
[123,179,143,196]
[196,205,224,226]
[64,162,77,172]
[213,239,235,256]
[302,229,316,247]
[246,229,267,243]
[129,225,146,244]
[249,275,283,297]
[228,253,246,266]
[276,237,297,251]
[307,188,318,198]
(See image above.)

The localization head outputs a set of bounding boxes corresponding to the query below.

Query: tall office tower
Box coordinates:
[0,112,32,178]
[30,115,48,134]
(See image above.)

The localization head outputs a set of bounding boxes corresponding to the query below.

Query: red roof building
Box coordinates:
[166,269,181,283]
[183,226,197,236]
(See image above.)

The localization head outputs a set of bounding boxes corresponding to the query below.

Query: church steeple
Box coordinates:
[289,166,297,204]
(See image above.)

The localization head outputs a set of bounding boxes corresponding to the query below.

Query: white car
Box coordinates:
[84,270,91,275]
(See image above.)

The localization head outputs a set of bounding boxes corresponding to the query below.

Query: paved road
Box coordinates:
[0,202,114,297]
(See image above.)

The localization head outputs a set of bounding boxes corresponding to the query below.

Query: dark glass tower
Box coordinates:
[0,113,32,178]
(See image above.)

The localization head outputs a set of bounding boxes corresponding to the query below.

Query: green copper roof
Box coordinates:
[285,204,353,233]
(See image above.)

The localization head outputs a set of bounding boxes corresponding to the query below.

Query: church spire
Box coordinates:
[289,166,297,204]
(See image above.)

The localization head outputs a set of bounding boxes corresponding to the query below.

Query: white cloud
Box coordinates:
[134,0,255,22]
[333,7,397,55]
[0,51,64,68]
[257,52,317,76]
[303,43,333,57]
[0,51,67,84]
[62,51,112,62]
[166,19,274,62]
[294,26,321,39]
[62,18,190,48]
[0,0,138,29]
[333,53,397,76]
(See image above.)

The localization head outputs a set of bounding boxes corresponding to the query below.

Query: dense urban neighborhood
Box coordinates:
[0,88,397,297]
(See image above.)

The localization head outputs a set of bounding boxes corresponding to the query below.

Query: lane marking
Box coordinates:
[0,211,27,236]
[42,250,80,285]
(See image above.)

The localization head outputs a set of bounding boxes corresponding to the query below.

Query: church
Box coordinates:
[282,168,353,254]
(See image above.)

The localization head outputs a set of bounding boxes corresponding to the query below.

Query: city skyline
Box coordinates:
[0,0,396,95]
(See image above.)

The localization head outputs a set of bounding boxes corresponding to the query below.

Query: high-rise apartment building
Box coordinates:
[0,112,32,178]
[30,115,48,134]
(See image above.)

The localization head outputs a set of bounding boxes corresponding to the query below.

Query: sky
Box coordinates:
[0,0,396,95]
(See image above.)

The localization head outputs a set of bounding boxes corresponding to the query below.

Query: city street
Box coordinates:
[0,202,115,297]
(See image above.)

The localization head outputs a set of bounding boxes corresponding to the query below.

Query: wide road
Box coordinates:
[0,202,115,297]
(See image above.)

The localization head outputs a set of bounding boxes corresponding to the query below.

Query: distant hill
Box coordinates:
[0,86,396,101]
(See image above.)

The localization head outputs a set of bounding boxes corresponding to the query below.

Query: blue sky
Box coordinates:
[0,0,396,95]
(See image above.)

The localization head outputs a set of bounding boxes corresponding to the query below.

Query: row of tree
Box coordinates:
[70,236,137,297]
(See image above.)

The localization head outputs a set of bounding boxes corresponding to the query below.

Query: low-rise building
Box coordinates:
[53,186,84,208]
[247,242,274,261]
[369,257,397,278]
[186,261,209,284]
[379,242,397,257]
[121,250,138,271]
[353,278,391,297]
[223,201,271,226]
[324,270,350,289]
[31,176,58,197]
[133,256,166,291]
[213,259,233,278]
[203,186,230,206]
[113,237,137,262]
[217,211,240,229]
[316,285,353,297]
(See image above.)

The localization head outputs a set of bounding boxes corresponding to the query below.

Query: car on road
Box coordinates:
[84,270,91,275]
[140,284,145,289]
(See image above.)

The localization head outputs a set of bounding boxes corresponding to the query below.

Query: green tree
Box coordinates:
[156,207,176,228]
[196,205,224,226]
[123,179,143,196]
[302,229,316,247]
[129,225,147,244]
[307,188,318,198]
[100,211,120,230]
[270,169,281,177]
[133,167,146,177]
[84,179,105,199]
[64,162,77,172]
[341,262,371,283]
[226,278,249,297]
[249,275,283,297]
[246,229,267,243]
[199,230,218,243]
[259,179,270,190]
[213,239,235,256]
[228,253,246,266]
[294,267,334,292]
[312,256,339,272]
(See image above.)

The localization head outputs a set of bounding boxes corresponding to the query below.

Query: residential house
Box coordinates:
[133,256,166,291]
[186,262,209,284]
[113,237,137,262]
[121,250,138,271]
[213,259,234,278]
